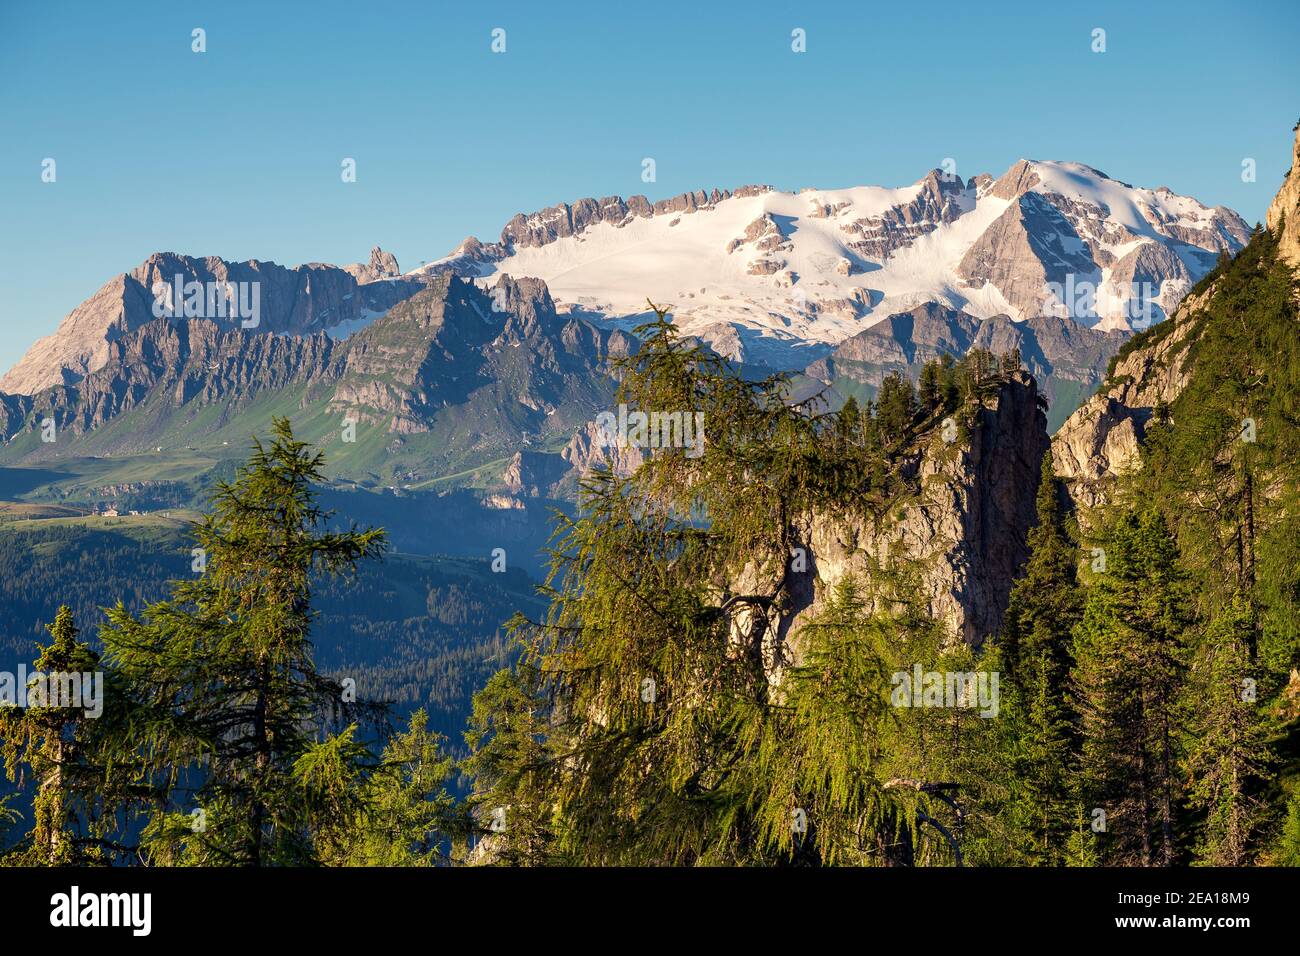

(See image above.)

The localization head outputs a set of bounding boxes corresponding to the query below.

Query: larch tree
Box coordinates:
[467,304,918,865]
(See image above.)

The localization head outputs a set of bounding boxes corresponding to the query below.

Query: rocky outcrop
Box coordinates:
[328,274,629,435]
[841,169,966,260]
[502,450,572,497]
[1142,191,1250,253]
[0,275,632,476]
[0,273,158,394]
[1052,119,1300,512]
[326,277,500,432]
[129,253,362,336]
[1050,285,1207,510]
[561,418,645,476]
[1266,121,1300,269]
[972,314,1128,424]
[685,323,747,363]
[726,213,787,255]
[1103,240,1195,327]
[808,303,977,377]
[497,187,747,251]
[953,160,1247,331]
[493,416,648,500]
[0,392,32,442]
[343,246,401,284]
[755,372,1050,651]
[746,259,783,277]
[16,318,340,448]
[986,159,1041,200]
[975,314,1126,378]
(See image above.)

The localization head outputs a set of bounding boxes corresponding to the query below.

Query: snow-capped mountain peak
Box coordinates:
[0,160,1249,397]
[413,160,1248,366]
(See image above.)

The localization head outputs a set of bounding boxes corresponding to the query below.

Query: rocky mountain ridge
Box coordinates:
[3,155,1249,468]
[734,371,1050,651]
[1,249,430,395]
[0,276,632,492]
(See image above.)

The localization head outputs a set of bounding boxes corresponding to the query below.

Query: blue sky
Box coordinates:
[1,0,1297,374]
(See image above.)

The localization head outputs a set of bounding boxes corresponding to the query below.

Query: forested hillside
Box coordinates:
[0,511,536,740]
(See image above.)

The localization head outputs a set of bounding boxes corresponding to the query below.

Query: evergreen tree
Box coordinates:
[467,305,909,865]
[98,418,387,866]
[1001,452,1082,686]
[918,360,942,411]
[1064,803,1101,867]
[835,395,862,448]
[0,796,18,856]
[1275,792,1300,866]
[1071,508,1192,866]
[868,561,998,867]
[964,348,996,391]
[1117,225,1300,866]
[875,371,917,448]
[1183,594,1272,865]
[993,451,1083,865]
[1135,223,1299,672]
[294,709,464,866]
[0,607,107,865]
[859,398,889,495]
[756,578,909,866]
[464,669,558,865]
[938,353,961,412]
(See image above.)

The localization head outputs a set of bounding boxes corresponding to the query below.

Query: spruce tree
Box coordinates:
[938,353,961,412]
[994,451,1082,865]
[875,371,917,448]
[464,669,558,865]
[1119,225,1300,864]
[0,607,107,865]
[918,360,942,411]
[98,418,387,866]
[294,709,463,866]
[1071,508,1191,866]
[1183,594,1272,865]
[835,395,862,448]
[1275,792,1300,866]
[0,796,18,855]
[1000,347,1022,376]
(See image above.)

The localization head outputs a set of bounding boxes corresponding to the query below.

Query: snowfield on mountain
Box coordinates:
[415,159,1249,368]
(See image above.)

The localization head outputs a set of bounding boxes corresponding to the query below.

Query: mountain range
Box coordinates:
[0,156,1254,500]
[418,158,1248,358]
